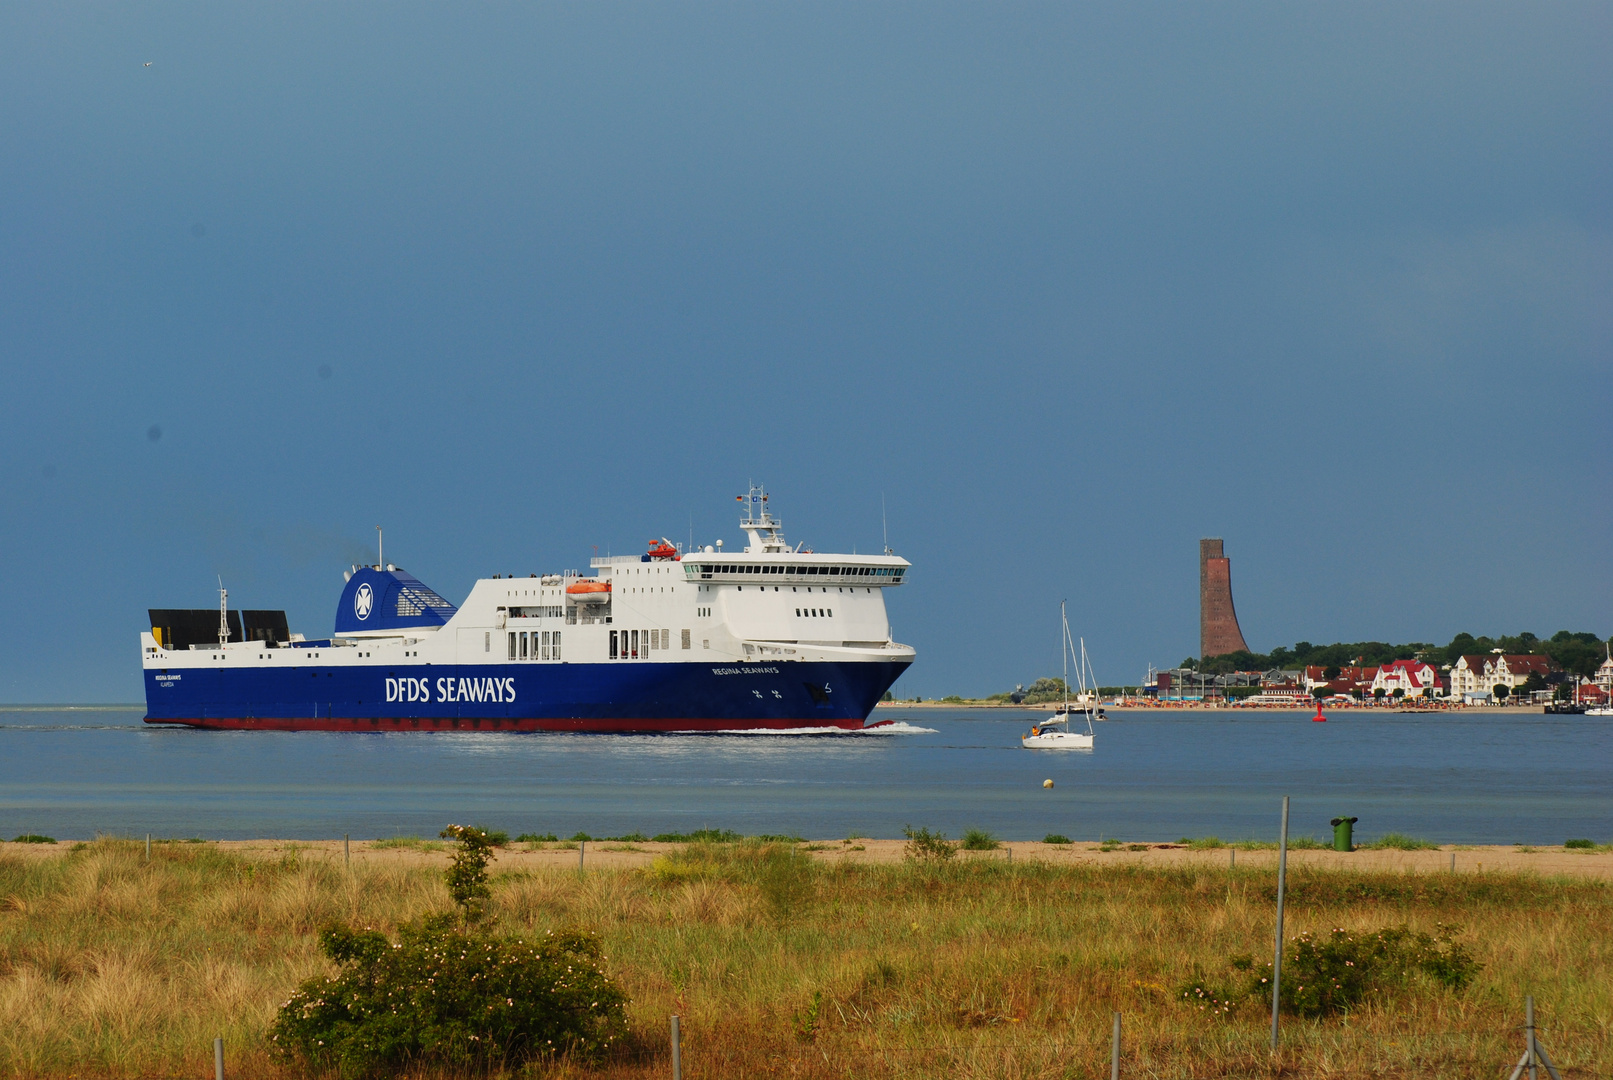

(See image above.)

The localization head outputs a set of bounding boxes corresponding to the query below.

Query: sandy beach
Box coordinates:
[7,837,1608,877]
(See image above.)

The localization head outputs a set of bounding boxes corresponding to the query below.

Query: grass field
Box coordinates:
[1,838,1609,1078]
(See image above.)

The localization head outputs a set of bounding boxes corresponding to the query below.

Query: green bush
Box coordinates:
[903,825,955,861]
[372,835,440,851]
[515,833,558,844]
[10,834,56,844]
[440,825,494,922]
[1043,834,1072,845]
[1183,836,1225,850]
[1179,925,1478,1019]
[270,920,628,1076]
[651,829,741,843]
[1565,838,1595,849]
[959,828,1000,851]
[1364,833,1439,851]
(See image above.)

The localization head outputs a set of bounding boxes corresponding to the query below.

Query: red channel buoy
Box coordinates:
[1312,702,1327,722]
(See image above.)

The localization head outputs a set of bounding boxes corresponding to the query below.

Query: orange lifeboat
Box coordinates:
[647,538,680,561]
[565,579,611,603]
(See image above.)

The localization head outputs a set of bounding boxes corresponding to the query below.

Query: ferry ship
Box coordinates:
[141,490,914,732]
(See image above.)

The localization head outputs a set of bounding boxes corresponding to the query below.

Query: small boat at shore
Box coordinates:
[1023,603,1096,750]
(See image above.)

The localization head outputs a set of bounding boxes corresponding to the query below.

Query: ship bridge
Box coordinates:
[681,487,909,584]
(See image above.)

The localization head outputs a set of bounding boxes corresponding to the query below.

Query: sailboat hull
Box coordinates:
[1021,731,1094,749]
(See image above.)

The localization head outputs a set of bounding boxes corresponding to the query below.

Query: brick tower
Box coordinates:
[1199,538,1250,659]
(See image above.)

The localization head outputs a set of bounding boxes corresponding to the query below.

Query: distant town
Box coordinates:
[1135,629,1613,707]
[911,539,1613,708]
[908,629,1613,709]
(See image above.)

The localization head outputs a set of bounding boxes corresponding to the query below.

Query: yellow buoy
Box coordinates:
[1043,779,1054,789]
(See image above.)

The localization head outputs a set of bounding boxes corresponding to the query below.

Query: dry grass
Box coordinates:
[1,838,1610,1078]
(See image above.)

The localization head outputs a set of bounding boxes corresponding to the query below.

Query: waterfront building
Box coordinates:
[1370,659,1441,697]
[1302,665,1376,696]
[1449,655,1493,699]
[1490,654,1555,688]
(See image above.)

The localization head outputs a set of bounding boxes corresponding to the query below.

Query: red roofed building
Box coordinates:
[1491,654,1555,689]
[1371,660,1440,696]
[1449,655,1493,699]
[1303,665,1375,696]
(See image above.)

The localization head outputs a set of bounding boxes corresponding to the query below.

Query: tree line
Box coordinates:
[1182,630,1608,678]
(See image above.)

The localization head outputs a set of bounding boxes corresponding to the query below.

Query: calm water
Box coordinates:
[1,707,1608,845]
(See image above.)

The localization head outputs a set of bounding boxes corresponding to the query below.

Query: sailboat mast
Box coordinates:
[1061,601,1070,715]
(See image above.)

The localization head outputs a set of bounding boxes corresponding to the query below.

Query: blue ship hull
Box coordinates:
[143,659,910,732]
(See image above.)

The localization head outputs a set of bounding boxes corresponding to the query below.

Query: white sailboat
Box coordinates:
[1022,603,1096,750]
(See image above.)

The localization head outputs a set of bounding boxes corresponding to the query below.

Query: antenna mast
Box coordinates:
[882,493,891,555]
[217,576,229,649]
[376,526,383,570]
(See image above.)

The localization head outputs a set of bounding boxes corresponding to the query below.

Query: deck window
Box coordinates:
[519,632,528,660]
[507,632,517,660]
[553,631,561,660]
[610,630,618,659]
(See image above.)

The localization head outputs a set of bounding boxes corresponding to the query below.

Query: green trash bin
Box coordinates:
[1330,816,1358,852]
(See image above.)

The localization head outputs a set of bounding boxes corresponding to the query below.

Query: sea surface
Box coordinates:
[1,707,1608,845]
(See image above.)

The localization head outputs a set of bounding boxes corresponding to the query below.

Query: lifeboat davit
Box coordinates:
[647,538,680,560]
[565,579,611,603]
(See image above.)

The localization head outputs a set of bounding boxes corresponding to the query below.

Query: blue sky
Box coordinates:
[2,3,1608,702]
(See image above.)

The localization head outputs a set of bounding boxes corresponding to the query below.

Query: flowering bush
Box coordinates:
[270,918,628,1076]
[1179,924,1478,1018]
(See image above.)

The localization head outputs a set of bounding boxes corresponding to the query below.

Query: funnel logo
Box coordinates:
[354,582,373,620]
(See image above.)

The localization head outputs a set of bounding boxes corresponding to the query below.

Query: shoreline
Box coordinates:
[877,701,1555,712]
[6,837,1610,877]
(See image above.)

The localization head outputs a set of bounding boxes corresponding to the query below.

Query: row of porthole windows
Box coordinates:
[508,630,561,661]
[692,565,903,578]
[796,608,833,618]
[731,586,873,595]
